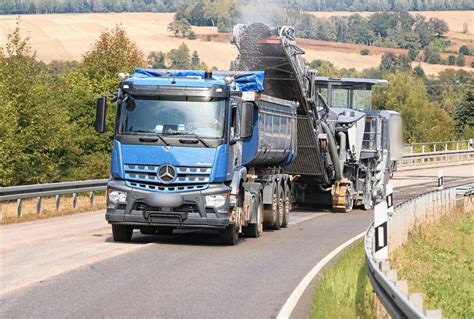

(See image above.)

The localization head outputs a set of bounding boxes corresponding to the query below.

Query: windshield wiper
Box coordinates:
[165,131,210,148]
[126,130,170,146]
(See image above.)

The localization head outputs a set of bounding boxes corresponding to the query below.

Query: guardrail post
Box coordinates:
[89,191,95,206]
[36,197,42,215]
[72,193,78,209]
[55,195,61,211]
[17,199,23,217]
[433,144,436,153]
[409,293,424,314]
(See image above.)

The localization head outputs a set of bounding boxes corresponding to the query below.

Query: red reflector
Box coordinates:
[259,37,282,44]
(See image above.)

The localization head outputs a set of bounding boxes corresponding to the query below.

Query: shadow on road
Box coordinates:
[104,228,250,247]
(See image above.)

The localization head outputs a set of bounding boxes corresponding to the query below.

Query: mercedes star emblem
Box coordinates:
[158,164,177,183]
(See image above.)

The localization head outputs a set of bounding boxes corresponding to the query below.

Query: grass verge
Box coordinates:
[392,211,473,318]
[312,240,376,319]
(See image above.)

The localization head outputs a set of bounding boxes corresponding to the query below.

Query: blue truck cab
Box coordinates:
[95,69,297,245]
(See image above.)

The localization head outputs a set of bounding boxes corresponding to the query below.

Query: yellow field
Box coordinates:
[0,12,472,76]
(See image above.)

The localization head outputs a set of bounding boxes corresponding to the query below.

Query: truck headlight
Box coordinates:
[205,193,228,208]
[108,189,127,204]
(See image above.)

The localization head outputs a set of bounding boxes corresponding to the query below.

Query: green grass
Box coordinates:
[312,240,376,319]
[392,212,474,318]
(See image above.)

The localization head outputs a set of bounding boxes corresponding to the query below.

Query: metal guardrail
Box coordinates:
[399,149,474,167]
[403,139,473,154]
[0,179,108,217]
[365,183,474,318]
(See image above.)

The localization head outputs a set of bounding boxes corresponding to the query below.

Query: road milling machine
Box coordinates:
[232,23,404,212]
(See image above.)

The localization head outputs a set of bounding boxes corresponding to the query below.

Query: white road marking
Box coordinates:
[277,231,365,319]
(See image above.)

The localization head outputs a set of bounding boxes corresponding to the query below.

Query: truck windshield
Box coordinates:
[117,97,226,139]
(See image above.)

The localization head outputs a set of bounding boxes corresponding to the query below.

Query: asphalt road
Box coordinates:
[1,164,473,318]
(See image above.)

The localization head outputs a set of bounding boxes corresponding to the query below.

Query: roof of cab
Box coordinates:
[129,68,265,92]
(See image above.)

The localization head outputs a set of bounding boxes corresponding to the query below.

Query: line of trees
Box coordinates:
[0,0,178,14]
[1,24,472,186]
[1,0,473,15]
[174,3,452,51]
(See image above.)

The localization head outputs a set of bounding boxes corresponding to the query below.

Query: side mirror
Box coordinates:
[240,102,254,139]
[95,96,107,133]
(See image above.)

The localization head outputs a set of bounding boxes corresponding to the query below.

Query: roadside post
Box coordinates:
[438,170,444,191]
[374,201,388,260]
[386,182,394,217]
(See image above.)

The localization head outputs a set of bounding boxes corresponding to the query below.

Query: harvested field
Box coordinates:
[0,12,472,75]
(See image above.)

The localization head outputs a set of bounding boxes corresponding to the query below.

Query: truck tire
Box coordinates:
[243,195,263,238]
[281,186,290,228]
[156,226,174,236]
[112,224,133,242]
[219,223,238,245]
[140,226,157,235]
[264,184,279,229]
[273,187,283,230]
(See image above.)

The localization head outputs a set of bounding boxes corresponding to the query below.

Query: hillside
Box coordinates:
[0,12,472,76]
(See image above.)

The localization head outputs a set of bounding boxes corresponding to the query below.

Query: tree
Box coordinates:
[428,18,449,37]
[459,45,471,56]
[380,53,411,72]
[448,55,456,65]
[82,24,145,89]
[190,50,207,69]
[148,51,166,68]
[413,65,426,79]
[408,48,419,61]
[0,22,73,185]
[167,43,191,69]
[59,25,145,180]
[456,55,465,67]
[454,89,474,138]
[373,72,456,142]
[167,19,192,38]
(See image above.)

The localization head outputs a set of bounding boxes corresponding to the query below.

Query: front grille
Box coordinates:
[124,164,211,192]
[135,202,199,213]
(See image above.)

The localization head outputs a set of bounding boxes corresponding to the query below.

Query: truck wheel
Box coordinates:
[243,195,263,238]
[140,226,157,235]
[264,185,279,229]
[219,223,238,245]
[112,224,133,242]
[281,186,290,228]
[274,188,283,230]
[156,226,174,236]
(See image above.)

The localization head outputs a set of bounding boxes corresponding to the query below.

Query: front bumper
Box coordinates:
[105,179,232,229]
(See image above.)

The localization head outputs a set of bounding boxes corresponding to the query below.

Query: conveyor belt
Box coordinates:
[232,24,311,115]
[233,24,328,180]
